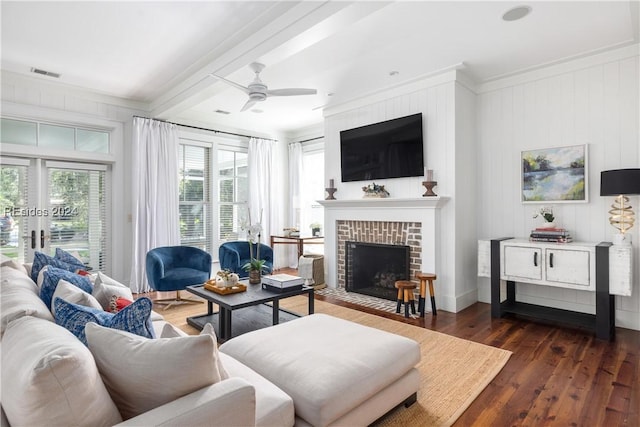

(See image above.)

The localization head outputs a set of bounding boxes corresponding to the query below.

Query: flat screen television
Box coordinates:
[340,113,424,182]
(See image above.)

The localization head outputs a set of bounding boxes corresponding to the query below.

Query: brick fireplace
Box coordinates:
[319,197,449,305]
[337,220,421,290]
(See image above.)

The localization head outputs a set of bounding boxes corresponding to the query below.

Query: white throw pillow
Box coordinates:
[0,257,27,274]
[51,279,103,316]
[1,316,122,427]
[23,262,32,277]
[85,322,222,420]
[92,271,134,309]
[200,323,230,380]
[1,267,53,336]
[160,322,230,380]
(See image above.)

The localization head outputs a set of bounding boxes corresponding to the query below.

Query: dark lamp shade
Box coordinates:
[600,169,640,196]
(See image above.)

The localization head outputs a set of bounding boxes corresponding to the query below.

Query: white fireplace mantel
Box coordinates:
[318,196,450,294]
[318,197,449,209]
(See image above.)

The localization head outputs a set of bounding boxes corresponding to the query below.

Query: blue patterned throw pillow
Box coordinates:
[53,297,155,345]
[31,251,83,283]
[40,267,93,310]
[54,248,86,270]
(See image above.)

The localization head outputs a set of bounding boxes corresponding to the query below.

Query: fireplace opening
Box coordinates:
[345,241,410,301]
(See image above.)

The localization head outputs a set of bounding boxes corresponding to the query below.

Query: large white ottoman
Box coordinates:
[219,313,420,427]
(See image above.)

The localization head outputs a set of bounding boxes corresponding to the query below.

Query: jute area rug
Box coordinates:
[169,296,512,427]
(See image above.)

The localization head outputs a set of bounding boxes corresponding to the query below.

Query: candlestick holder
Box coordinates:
[325,187,337,200]
[422,181,437,197]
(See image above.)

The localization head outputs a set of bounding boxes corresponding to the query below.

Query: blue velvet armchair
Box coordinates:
[219,241,274,279]
[146,246,212,308]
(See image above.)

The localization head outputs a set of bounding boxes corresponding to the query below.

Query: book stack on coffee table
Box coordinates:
[261,274,304,292]
[529,227,572,243]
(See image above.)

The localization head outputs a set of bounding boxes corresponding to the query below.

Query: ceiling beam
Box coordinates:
[149,1,355,120]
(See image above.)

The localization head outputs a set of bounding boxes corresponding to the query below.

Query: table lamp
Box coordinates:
[600,168,640,245]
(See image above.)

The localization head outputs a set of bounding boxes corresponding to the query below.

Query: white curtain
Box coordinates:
[248,137,273,249]
[129,117,180,293]
[288,142,303,267]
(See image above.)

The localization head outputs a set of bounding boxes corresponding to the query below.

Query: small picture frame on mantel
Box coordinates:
[521,144,588,203]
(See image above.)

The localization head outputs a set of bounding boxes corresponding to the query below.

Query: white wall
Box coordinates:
[454,82,479,309]
[476,44,640,330]
[323,70,478,312]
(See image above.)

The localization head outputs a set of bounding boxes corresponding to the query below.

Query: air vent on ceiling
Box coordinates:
[215,109,230,115]
[30,67,61,78]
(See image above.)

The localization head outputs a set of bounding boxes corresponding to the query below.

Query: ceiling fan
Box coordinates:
[210,62,317,112]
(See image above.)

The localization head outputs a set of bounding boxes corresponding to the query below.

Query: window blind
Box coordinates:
[179,144,211,252]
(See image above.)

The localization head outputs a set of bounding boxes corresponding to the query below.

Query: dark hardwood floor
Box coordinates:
[311,293,639,426]
[154,268,638,426]
[281,267,634,427]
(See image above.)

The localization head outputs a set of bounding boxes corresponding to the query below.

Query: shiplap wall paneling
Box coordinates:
[476,50,639,330]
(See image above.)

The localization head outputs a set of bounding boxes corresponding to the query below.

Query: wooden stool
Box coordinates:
[395,280,417,318]
[415,272,437,316]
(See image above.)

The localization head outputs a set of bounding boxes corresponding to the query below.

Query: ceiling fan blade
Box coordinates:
[266,88,317,97]
[240,99,257,112]
[210,74,250,94]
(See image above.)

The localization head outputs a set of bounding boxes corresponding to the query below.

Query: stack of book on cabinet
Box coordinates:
[529,227,573,243]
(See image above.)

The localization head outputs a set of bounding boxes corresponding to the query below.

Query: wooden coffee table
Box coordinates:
[186,282,314,342]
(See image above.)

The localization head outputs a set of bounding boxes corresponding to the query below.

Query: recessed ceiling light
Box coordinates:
[214,109,230,115]
[502,5,531,21]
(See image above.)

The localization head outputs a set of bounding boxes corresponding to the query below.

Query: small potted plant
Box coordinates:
[310,222,322,236]
[362,182,390,198]
[533,206,555,228]
[241,207,267,284]
[242,258,268,284]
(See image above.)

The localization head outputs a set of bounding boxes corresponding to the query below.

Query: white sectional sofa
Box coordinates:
[0,263,294,427]
[1,258,421,427]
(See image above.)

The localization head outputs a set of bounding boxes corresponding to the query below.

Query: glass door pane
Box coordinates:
[0,161,30,262]
[46,165,106,271]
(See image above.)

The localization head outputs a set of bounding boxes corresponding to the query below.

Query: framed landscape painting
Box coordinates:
[521,144,588,203]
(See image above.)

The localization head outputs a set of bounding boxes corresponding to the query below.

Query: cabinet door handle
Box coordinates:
[549,252,554,268]
[533,252,538,266]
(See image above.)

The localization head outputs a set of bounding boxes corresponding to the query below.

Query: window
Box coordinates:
[0,118,109,153]
[46,163,108,271]
[218,149,248,242]
[300,141,324,243]
[178,144,211,252]
[177,134,248,256]
[1,115,114,273]
[0,158,109,269]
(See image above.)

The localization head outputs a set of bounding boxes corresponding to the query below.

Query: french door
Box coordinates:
[0,157,109,271]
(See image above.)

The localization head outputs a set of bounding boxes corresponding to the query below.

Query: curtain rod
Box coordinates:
[133,115,277,142]
[289,136,324,144]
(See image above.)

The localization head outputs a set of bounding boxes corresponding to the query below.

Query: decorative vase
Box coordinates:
[539,221,556,229]
[249,269,261,285]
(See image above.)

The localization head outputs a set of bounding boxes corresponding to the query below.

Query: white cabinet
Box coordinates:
[500,239,595,291]
[481,237,632,340]
[502,245,542,281]
[545,248,590,287]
